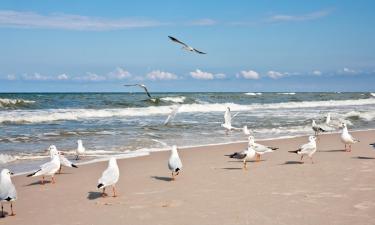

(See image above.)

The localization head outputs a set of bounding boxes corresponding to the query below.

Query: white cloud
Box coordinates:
[312,70,322,76]
[190,69,214,80]
[215,73,226,79]
[268,9,332,23]
[0,10,166,31]
[107,67,131,80]
[267,70,286,79]
[239,70,259,79]
[22,73,50,80]
[6,74,17,80]
[57,73,69,80]
[78,72,106,81]
[146,70,178,80]
[187,18,217,26]
[342,67,358,75]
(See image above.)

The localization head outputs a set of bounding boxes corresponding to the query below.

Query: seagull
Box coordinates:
[221,107,241,133]
[243,125,251,136]
[168,36,206,54]
[370,142,375,149]
[76,139,85,160]
[164,105,180,125]
[340,123,359,152]
[225,145,256,170]
[97,157,119,197]
[0,169,17,217]
[168,145,182,180]
[48,145,78,174]
[27,145,61,184]
[312,120,326,136]
[288,136,317,163]
[248,136,278,162]
[124,84,152,99]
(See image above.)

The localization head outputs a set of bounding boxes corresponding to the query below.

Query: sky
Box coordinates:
[0,0,375,92]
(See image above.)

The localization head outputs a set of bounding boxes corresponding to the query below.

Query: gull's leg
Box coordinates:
[112,186,117,197]
[10,203,15,216]
[311,157,314,164]
[256,154,260,162]
[1,203,4,217]
[243,160,247,170]
[41,176,45,185]
[102,188,107,197]
[51,176,56,184]
[58,166,62,174]
[300,155,304,163]
[171,172,175,181]
[344,144,347,151]
[349,144,352,152]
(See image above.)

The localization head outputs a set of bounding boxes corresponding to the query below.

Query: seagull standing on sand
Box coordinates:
[248,136,278,162]
[289,136,317,163]
[97,158,119,197]
[27,145,61,184]
[124,84,152,99]
[0,169,17,217]
[221,107,241,133]
[168,145,182,180]
[168,36,206,54]
[76,139,85,160]
[340,123,359,152]
[48,145,78,174]
[226,142,256,170]
[312,120,326,136]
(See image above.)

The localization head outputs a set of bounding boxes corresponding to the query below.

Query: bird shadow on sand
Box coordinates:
[319,149,346,153]
[353,156,375,160]
[281,161,304,165]
[87,191,103,200]
[0,212,10,219]
[151,176,173,182]
[227,160,265,163]
[25,180,52,186]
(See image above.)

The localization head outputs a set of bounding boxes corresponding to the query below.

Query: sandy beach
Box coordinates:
[2,130,375,225]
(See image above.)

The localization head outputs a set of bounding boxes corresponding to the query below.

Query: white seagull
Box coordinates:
[340,123,359,152]
[0,169,17,217]
[248,136,278,162]
[168,145,183,180]
[76,139,86,160]
[289,136,317,163]
[168,36,206,54]
[48,145,78,174]
[243,125,251,136]
[164,105,180,125]
[226,145,256,170]
[312,119,326,136]
[124,84,152,99]
[97,157,119,197]
[221,107,241,133]
[370,142,375,149]
[27,145,61,184]
[325,113,342,129]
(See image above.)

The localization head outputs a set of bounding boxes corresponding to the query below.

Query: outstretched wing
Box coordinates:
[193,48,207,54]
[224,108,231,125]
[168,36,188,47]
[124,84,152,98]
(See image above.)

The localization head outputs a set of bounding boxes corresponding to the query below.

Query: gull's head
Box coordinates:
[109,157,117,166]
[227,107,231,111]
[248,136,255,145]
[312,120,316,125]
[309,136,316,142]
[48,145,59,156]
[341,123,347,129]
[171,145,178,153]
[77,139,82,145]
[1,168,13,178]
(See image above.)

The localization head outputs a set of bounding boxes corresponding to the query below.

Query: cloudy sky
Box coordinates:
[1,0,375,92]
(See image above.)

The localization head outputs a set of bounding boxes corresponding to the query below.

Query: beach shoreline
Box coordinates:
[3,130,375,224]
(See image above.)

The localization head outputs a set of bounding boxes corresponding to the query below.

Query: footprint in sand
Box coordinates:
[354,201,375,210]
[160,200,183,208]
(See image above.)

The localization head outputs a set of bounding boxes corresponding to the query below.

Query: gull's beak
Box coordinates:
[59,152,65,155]
[10,172,14,175]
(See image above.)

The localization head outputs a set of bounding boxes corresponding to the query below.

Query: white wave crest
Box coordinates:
[277,92,296,95]
[1,98,375,124]
[0,98,35,107]
[160,96,186,103]
[344,110,375,122]
[0,154,17,164]
[244,92,262,96]
[370,93,375,97]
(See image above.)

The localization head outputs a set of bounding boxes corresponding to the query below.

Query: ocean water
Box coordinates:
[1,92,375,173]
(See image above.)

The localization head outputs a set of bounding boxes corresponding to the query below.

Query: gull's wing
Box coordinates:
[168,154,182,171]
[299,142,315,154]
[98,166,118,186]
[168,36,188,47]
[253,143,273,153]
[0,182,17,201]
[193,48,207,54]
[164,105,180,125]
[124,84,152,98]
[226,150,247,159]
[60,155,77,168]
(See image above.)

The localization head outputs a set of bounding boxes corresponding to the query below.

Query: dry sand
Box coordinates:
[2,130,375,225]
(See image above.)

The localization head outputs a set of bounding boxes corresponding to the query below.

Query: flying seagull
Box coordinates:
[0,169,17,217]
[168,36,206,54]
[340,123,359,152]
[289,136,317,164]
[97,157,119,197]
[168,145,182,180]
[124,84,152,99]
[221,107,241,133]
[164,105,180,125]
